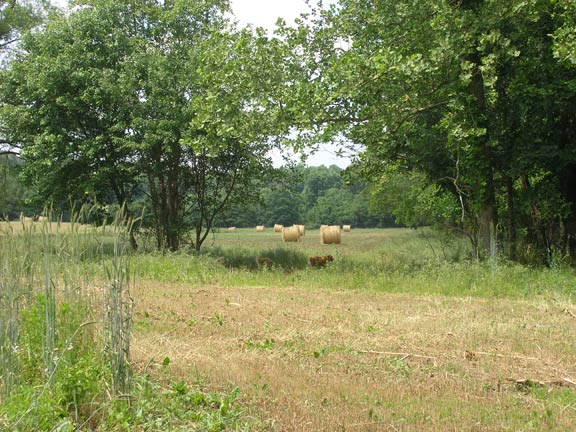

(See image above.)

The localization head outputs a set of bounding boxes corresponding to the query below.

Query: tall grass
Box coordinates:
[0,225,21,399]
[104,217,133,395]
[0,207,129,425]
[0,209,248,431]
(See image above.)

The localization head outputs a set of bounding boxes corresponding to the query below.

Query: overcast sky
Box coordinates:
[231,0,313,29]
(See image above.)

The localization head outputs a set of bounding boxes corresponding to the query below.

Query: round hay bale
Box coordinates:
[38,216,48,222]
[274,224,283,233]
[256,225,265,232]
[22,216,33,223]
[343,225,351,232]
[282,225,301,242]
[227,226,237,232]
[297,224,305,236]
[320,225,341,245]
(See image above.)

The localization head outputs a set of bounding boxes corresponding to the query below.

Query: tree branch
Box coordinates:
[0,150,22,156]
[0,38,20,49]
[391,100,450,134]
[0,139,23,157]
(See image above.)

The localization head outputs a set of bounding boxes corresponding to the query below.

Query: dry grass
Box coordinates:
[0,221,95,235]
[131,281,576,431]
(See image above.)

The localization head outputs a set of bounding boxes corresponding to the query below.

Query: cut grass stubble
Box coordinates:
[132,281,576,431]
[129,228,576,431]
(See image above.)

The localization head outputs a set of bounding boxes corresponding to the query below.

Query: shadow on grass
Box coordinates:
[203,246,309,271]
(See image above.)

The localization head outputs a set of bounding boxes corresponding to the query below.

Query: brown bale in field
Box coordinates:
[227,226,237,231]
[282,225,301,242]
[255,256,273,269]
[307,255,334,267]
[320,225,341,244]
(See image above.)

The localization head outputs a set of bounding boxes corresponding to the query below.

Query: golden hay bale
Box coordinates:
[296,224,305,236]
[22,217,33,223]
[320,225,341,245]
[343,225,351,232]
[38,216,49,222]
[282,225,301,242]
[256,225,265,232]
[274,224,283,233]
[227,226,237,232]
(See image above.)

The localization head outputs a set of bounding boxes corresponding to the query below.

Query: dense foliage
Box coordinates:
[218,164,396,229]
[2,0,576,264]
[0,0,285,251]
[279,0,576,264]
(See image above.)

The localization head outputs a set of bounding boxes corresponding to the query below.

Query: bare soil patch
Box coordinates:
[131,281,576,431]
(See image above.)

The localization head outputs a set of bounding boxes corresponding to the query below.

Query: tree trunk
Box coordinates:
[109,177,138,251]
[165,144,182,252]
[468,55,498,258]
[145,165,164,250]
[505,176,517,261]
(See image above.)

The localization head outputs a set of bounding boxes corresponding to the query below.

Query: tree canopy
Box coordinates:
[0,0,287,250]
[2,0,576,264]
[279,0,576,263]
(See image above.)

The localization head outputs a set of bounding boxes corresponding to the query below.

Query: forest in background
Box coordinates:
[0,155,397,229]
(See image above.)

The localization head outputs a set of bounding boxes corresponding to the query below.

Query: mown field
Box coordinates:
[1,222,575,430]
[129,227,576,431]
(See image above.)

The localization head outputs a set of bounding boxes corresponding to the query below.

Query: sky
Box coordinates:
[51,0,353,168]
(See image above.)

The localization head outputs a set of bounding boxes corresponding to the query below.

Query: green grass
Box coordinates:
[131,228,576,301]
[4,224,574,430]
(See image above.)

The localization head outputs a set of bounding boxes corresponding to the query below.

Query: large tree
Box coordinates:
[281,0,576,263]
[1,0,285,250]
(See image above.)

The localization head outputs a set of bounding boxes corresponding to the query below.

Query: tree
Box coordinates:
[281,0,576,263]
[1,0,285,251]
[0,154,30,217]
[1,0,143,246]
[301,165,343,210]
[0,1,49,52]
[553,0,576,67]
[1,0,54,156]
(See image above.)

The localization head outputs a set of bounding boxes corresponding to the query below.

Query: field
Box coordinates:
[129,228,576,431]
[1,223,575,430]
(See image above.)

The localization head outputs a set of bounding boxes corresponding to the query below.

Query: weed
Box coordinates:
[210,314,225,326]
[245,338,276,351]
[0,210,252,431]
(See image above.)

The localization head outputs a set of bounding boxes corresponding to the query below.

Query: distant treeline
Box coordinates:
[0,157,396,229]
[216,165,397,229]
